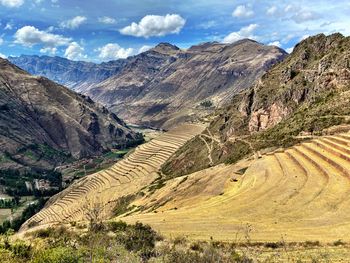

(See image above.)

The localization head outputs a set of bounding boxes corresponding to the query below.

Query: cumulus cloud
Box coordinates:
[14,26,71,48]
[120,14,186,38]
[138,45,152,53]
[266,6,277,16]
[98,16,117,24]
[97,43,134,60]
[223,24,259,43]
[60,16,87,29]
[268,41,281,47]
[64,42,86,60]
[232,5,254,18]
[0,0,23,8]
[0,52,7,58]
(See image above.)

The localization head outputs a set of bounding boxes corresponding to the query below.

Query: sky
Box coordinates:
[0,0,349,62]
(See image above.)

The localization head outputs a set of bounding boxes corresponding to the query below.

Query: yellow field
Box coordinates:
[20,124,205,231]
[119,133,350,242]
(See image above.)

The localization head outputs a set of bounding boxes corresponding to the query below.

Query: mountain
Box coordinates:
[8,55,126,93]
[89,40,287,128]
[162,33,350,177]
[10,40,287,129]
[0,58,143,172]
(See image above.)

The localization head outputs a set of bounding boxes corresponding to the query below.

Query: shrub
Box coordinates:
[31,247,82,263]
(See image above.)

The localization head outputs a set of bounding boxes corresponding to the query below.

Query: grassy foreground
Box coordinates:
[1,221,349,262]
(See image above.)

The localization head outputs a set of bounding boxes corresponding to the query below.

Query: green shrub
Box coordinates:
[31,247,82,263]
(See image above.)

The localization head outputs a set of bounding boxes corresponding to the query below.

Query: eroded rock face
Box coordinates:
[248,103,290,132]
[0,58,142,171]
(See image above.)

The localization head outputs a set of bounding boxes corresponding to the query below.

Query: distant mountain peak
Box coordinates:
[152,42,180,54]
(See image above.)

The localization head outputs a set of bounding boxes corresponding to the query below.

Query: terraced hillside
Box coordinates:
[120,132,350,242]
[20,124,204,231]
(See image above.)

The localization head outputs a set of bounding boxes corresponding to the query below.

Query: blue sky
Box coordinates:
[0,0,349,62]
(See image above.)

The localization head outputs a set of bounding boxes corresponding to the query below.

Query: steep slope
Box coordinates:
[90,40,286,128]
[8,55,126,93]
[163,33,350,177]
[0,58,142,171]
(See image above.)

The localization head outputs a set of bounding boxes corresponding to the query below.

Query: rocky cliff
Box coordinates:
[0,58,142,172]
[162,33,350,177]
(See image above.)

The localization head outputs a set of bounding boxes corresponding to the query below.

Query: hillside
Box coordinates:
[0,58,142,172]
[121,132,350,242]
[163,33,350,177]
[8,55,125,93]
[90,40,286,128]
[20,124,204,231]
[11,41,287,129]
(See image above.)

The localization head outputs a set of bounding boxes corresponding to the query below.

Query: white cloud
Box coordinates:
[138,45,152,53]
[266,6,277,16]
[64,42,86,61]
[98,16,117,25]
[60,16,87,29]
[120,14,186,38]
[40,47,57,55]
[286,47,294,54]
[14,26,71,48]
[232,5,254,18]
[0,52,7,58]
[268,41,281,47]
[223,24,259,43]
[0,0,23,8]
[4,23,13,30]
[98,43,134,60]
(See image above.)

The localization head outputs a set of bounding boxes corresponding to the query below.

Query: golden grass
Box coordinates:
[120,133,350,242]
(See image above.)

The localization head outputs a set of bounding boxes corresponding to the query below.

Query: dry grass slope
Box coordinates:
[120,132,350,242]
[20,124,205,231]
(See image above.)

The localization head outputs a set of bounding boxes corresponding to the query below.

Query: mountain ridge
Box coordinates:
[10,40,287,129]
[0,57,142,172]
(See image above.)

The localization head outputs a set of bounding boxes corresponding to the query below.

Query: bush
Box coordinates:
[116,222,161,259]
[31,247,82,263]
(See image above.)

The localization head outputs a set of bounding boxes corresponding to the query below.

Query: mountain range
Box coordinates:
[10,40,287,129]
